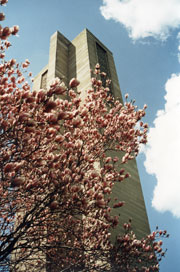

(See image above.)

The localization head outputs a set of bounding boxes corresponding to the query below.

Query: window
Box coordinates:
[40,70,48,90]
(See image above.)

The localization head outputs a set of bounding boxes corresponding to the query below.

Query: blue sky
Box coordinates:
[3,0,180,271]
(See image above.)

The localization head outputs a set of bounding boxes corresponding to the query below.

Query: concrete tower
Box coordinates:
[33,29,150,240]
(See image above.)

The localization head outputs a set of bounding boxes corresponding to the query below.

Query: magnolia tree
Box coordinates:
[0,1,168,272]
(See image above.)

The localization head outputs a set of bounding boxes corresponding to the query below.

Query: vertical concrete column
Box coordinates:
[71,29,92,101]
[47,31,71,87]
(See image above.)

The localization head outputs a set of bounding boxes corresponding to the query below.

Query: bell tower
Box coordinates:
[33,29,150,240]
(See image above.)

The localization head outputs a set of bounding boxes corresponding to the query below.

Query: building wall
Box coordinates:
[33,29,150,240]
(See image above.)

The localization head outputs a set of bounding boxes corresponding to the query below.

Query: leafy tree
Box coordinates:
[0,1,168,271]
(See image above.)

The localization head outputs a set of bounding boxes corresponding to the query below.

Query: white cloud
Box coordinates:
[100,0,180,40]
[144,74,180,217]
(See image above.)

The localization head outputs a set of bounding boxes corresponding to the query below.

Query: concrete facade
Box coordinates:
[33,29,150,240]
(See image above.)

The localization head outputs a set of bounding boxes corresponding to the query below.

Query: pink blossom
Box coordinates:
[4,162,14,173]
[10,25,19,35]
[113,201,125,208]
[50,201,59,210]
[37,89,46,102]
[72,116,83,127]
[0,0,8,6]
[69,78,80,88]
[96,199,106,208]
[125,93,129,99]
[54,85,66,95]
[12,177,25,187]
[0,13,5,21]
[44,100,57,112]
[95,63,100,69]
[1,26,10,39]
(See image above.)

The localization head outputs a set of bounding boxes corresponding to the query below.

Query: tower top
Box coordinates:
[33,29,123,101]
